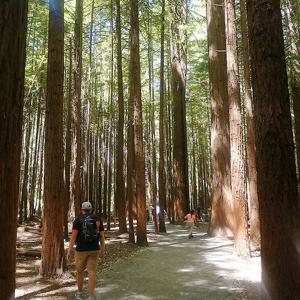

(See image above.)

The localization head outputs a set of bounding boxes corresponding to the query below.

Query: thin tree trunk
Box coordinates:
[20,122,32,223]
[88,134,94,204]
[37,125,45,217]
[107,130,113,231]
[103,127,109,220]
[0,2,28,298]
[191,122,197,210]
[146,0,158,223]
[159,0,167,233]
[72,0,83,217]
[40,0,65,277]
[115,0,127,234]
[29,102,42,220]
[166,59,174,222]
[64,39,73,240]
[247,1,300,298]
[127,91,135,243]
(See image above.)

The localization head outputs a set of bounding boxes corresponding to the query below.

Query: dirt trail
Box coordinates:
[95,224,261,300]
[16,224,261,300]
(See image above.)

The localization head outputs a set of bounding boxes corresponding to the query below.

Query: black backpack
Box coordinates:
[80,215,98,243]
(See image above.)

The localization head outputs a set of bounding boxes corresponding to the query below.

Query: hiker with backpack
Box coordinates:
[67,202,105,300]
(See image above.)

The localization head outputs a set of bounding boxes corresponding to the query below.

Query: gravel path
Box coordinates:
[95,224,261,300]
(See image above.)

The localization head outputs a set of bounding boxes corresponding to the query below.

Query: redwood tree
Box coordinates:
[0,2,28,298]
[158,0,167,233]
[240,0,260,250]
[247,1,300,298]
[225,0,249,256]
[72,0,83,217]
[129,0,148,246]
[40,0,65,277]
[116,0,127,234]
[171,0,189,220]
[207,0,233,236]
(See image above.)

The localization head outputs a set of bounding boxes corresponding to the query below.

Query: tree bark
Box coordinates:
[115,0,127,234]
[191,123,197,210]
[40,0,65,277]
[20,122,32,223]
[64,39,73,240]
[159,0,167,233]
[103,127,109,219]
[240,0,260,250]
[127,115,135,243]
[72,0,83,217]
[207,0,233,237]
[171,0,189,220]
[29,102,42,220]
[0,2,28,298]
[225,0,250,256]
[247,1,300,298]
[130,0,148,246]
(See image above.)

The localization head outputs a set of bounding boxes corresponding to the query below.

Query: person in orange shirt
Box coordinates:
[184,209,196,239]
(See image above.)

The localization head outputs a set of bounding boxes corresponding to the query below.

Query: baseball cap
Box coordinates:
[81,201,92,211]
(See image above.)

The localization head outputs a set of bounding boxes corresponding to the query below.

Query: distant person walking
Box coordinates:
[67,202,105,300]
[184,209,196,239]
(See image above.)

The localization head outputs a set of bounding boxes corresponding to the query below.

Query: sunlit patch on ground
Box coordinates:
[15,223,261,299]
[95,224,261,299]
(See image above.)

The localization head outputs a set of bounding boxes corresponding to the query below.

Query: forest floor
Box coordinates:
[15,223,261,300]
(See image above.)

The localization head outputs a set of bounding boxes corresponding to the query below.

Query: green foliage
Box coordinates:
[23,0,211,206]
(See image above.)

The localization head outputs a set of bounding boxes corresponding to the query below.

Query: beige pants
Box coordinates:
[75,250,99,273]
[187,222,194,235]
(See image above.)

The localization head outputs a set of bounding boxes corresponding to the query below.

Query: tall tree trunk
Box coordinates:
[88,134,94,204]
[146,0,158,227]
[127,116,135,243]
[40,0,65,277]
[37,125,45,217]
[115,0,127,234]
[64,39,73,240]
[107,2,114,228]
[285,0,300,196]
[166,59,174,222]
[107,130,113,231]
[130,0,148,246]
[247,1,300,298]
[191,122,197,210]
[159,0,167,233]
[171,0,189,220]
[94,135,99,210]
[29,102,42,220]
[0,2,28,298]
[72,0,83,217]
[103,127,109,219]
[20,122,32,223]
[240,0,260,251]
[225,0,250,257]
[207,0,233,237]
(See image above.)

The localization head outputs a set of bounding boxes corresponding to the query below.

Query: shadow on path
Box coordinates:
[96,224,261,300]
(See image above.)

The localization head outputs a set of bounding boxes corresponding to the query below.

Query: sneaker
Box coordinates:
[87,296,97,300]
[75,291,84,300]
